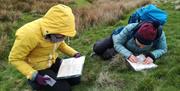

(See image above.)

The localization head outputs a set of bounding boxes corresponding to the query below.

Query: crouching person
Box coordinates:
[9,4,81,91]
[93,21,167,64]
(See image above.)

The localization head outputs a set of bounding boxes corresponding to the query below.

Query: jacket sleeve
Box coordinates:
[112,23,138,59]
[149,32,167,60]
[8,33,38,80]
[58,41,78,56]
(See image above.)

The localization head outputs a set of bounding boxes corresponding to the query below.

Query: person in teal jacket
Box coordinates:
[93,21,167,64]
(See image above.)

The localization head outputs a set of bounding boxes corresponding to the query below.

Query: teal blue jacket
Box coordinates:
[112,23,167,60]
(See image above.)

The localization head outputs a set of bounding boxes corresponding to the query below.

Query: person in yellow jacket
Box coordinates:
[9,4,81,91]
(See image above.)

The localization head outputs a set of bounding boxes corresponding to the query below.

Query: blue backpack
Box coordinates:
[128,4,168,25]
[112,4,167,44]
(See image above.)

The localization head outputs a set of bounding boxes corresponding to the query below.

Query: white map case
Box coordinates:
[127,54,158,71]
[57,56,85,79]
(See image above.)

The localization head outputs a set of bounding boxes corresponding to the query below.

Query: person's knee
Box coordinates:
[93,36,113,55]
[93,42,99,53]
[93,41,104,55]
[102,48,117,60]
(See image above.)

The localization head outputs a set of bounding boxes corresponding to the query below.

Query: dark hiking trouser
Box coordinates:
[93,35,117,60]
[28,58,80,91]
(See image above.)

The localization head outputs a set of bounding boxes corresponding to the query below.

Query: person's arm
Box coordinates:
[112,23,138,59]
[145,32,167,61]
[58,41,78,57]
[9,33,38,80]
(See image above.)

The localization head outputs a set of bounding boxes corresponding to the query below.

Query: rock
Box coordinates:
[174,0,180,5]
[175,5,180,10]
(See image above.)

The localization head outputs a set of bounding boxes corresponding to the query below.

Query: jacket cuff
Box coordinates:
[31,71,38,81]
[125,53,133,59]
[144,52,156,62]
[73,53,80,57]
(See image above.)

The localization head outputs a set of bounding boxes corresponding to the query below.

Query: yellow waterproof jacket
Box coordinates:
[9,4,78,80]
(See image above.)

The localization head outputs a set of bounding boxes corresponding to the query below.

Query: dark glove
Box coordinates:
[74,53,81,58]
[35,74,50,86]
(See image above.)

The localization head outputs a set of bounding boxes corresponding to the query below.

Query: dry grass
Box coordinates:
[0,0,22,22]
[95,71,125,90]
[73,0,151,31]
[0,34,8,55]
[96,71,124,88]
[0,10,21,22]
[96,72,114,87]
[31,1,55,14]
[15,2,32,12]
[0,0,75,21]
[0,0,151,28]
[0,22,14,36]
[29,0,75,14]
[108,54,130,72]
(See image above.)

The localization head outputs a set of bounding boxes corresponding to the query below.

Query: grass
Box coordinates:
[75,0,90,6]
[0,1,180,91]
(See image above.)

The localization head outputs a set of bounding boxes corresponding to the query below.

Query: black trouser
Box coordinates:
[28,58,80,91]
[93,35,117,60]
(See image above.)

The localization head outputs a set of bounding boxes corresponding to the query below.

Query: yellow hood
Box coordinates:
[41,4,76,37]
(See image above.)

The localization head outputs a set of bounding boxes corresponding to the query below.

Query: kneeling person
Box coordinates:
[9,4,81,91]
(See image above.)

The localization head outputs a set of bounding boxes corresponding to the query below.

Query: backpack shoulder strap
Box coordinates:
[152,25,163,47]
[127,22,144,40]
[156,25,163,40]
[128,12,140,24]
[112,26,125,35]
